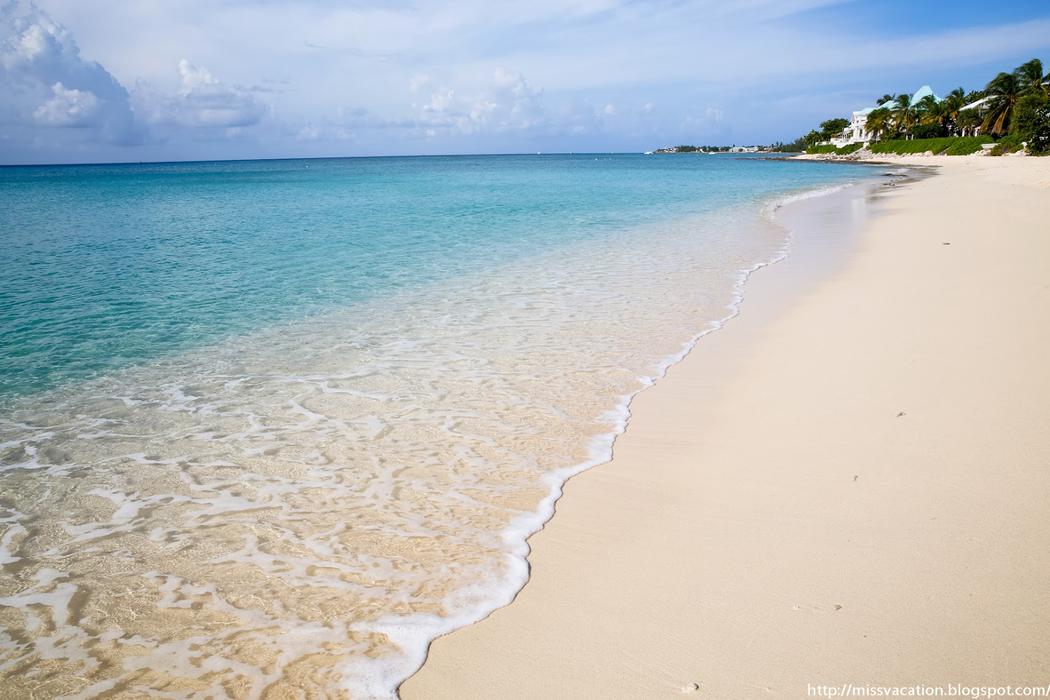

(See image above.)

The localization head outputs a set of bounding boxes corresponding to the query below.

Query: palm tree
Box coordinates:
[1014,58,1048,99]
[865,107,893,141]
[941,88,967,135]
[875,93,895,106]
[982,72,1023,135]
[915,94,942,124]
[892,93,915,136]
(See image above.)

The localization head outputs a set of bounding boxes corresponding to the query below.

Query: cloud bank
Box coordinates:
[140,59,267,129]
[2,0,1050,163]
[0,0,140,148]
[0,1,273,161]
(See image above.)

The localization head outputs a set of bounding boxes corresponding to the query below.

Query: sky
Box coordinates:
[1,0,1049,164]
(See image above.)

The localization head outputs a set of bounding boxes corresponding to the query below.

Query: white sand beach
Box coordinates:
[402,156,1050,698]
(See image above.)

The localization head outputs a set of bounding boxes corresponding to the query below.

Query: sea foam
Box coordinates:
[0,156,879,699]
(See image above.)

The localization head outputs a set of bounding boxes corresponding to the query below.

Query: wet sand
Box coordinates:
[401,156,1050,698]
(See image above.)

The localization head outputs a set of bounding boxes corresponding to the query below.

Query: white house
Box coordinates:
[830,85,940,147]
[833,106,877,146]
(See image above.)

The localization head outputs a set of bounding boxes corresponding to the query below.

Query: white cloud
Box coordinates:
[424,88,455,113]
[418,68,546,135]
[33,81,98,125]
[3,0,1050,161]
[177,59,217,93]
[0,0,140,146]
[136,59,267,128]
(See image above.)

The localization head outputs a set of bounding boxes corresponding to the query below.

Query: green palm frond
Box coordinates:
[982,71,1022,135]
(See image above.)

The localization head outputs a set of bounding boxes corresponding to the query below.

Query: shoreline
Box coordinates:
[401,156,1050,698]
[0,155,880,699]
[397,171,893,695]
[376,174,888,696]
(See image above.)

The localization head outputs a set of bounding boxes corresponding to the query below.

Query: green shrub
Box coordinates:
[805,142,864,155]
[943,137,994,155]
[988,133,1023,156]
[1025,106,1050,155]
[911,124,948,139]
[819,118,850,141]
[803,130,823,149]
[770,138,807,152]
[1014,94,1049,139]
[869,136,992,156]
[870,138,937,154]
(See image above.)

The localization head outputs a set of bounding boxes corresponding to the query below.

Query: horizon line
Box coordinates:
[0,147,784,169]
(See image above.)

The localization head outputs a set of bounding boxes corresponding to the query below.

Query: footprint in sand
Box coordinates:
[792,603,844,612]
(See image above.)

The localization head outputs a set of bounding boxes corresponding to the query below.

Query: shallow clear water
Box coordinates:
[0,154,872,698]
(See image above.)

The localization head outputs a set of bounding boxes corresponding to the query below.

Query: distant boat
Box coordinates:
[643,150,654,155]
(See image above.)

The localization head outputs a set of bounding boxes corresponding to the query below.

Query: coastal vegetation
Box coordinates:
[806,142,863,155]
[651,58,1048,156]
[769,139,808,152]
[869,136,992,156]
[653,145,740,153]
[798,58,1050,156]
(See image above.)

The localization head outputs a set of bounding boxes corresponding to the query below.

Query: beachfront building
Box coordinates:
[830,85,939,147]
[958,96,994,136]
[833,106,877,146]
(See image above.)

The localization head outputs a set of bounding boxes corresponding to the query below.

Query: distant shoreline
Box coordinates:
[648,147,776,154]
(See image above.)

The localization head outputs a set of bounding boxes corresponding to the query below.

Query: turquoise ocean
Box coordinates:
[0,154,873,698]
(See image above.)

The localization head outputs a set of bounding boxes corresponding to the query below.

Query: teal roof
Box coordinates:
[856,85,939,115]
[911,85,940,103]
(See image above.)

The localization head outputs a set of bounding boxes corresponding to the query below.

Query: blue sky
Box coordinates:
[2,0,1049,164]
